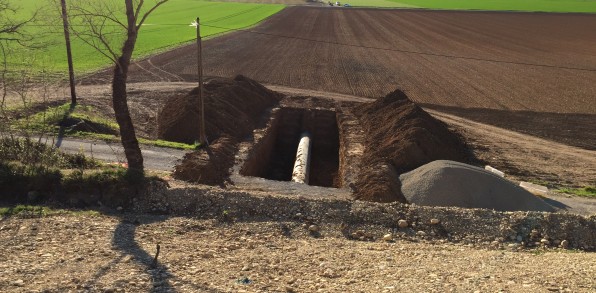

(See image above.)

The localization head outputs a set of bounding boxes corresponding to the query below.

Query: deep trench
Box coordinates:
[241,108,340,188]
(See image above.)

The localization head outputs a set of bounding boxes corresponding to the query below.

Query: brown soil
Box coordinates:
[162,75,281,184]
[173,137,237,186]
[82,7,596,150]
[353,90,468,202]
[158,75,281,144]
[429,110,596,188]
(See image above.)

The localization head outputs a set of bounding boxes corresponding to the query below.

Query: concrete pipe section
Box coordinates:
[291,131,312,184]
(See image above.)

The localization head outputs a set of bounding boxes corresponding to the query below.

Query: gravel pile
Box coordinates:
[400,160,555,212]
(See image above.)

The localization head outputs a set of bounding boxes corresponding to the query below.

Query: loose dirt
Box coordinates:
[158,75,281,144]
[162,76,281,185]
[353,89,468,202]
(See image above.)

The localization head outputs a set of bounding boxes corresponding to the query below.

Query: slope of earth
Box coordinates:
[91,7,596,149]
[429,110,596,188]
[1,214,594,292]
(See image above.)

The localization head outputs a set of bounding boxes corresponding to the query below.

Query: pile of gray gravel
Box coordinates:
[399,160,555,212]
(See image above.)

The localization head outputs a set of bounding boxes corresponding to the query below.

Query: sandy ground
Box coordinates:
[0,214,594,293]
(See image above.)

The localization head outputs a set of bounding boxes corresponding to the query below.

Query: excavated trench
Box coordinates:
[241,108,340,188]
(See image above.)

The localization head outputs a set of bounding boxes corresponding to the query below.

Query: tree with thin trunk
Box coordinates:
[0,0,37,112]
[68,0,168,174]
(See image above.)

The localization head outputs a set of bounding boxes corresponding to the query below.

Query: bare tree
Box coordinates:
[69,0,168,174]
[1,0,37,113]
[0,0,35,44]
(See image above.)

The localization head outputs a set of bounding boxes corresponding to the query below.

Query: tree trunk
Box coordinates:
[112,4,143,173]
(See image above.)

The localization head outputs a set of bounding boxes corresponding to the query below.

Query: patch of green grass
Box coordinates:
[13,102,196,150]
[0,205,100,218]
[344,0,420,7]
[557,186,596,198]
[138,138,200,150]
[527,179,551,187]
[386,0,596,13]
[71,132,198,150]
[7,0,285,73]
[16,102,118,135]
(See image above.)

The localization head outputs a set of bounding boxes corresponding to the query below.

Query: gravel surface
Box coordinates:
[0,214,594,293]
[400,160,554,212]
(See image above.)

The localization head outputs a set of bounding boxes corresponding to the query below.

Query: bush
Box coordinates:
[0,137,98,169]
[0,162,62,201]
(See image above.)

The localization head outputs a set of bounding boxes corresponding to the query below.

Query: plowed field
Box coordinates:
[84,7,596,149]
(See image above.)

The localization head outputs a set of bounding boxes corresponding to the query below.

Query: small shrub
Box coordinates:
[0,162,62,201]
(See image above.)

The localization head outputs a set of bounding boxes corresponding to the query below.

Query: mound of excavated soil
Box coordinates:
[161,75,281,185]
[353,89,468,203]
[173,137,237,185]
[400,160,555,212]
[158,75,281,144]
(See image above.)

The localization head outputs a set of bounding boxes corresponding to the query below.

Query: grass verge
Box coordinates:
[13,102,199,150]
[557,186,596,198]
[0,205,100,218]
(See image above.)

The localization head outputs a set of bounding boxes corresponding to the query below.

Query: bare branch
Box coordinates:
[134,0,145,22]
[137,1,169,30]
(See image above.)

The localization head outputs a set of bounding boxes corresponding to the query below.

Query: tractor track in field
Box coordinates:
[81,7,596,150]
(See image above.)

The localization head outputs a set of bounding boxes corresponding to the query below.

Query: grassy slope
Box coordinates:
[386,0,596,12]
[7,0,284,73]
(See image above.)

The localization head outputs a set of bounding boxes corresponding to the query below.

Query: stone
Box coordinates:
[13,279,24,287]
[516,235,523,242]
[27,191,40,202]
[416,231,427,236]
[540,239,550,246]
[560,240,569,249]
[430,218,440,225]
[308,225,320,232]
[383,234,393,241]
[398,219,408,228]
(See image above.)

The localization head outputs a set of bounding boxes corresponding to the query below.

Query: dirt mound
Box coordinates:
[353,89,468,202]
[158,75,281,144]
[400,160,555,212]
[173,136,237,185]
[161,75,281,185]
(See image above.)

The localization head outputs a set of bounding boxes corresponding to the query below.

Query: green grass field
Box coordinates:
[349,0,596,12]
[6,0,284,74]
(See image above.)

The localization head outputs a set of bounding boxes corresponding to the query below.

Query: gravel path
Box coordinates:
[0,214,594,292]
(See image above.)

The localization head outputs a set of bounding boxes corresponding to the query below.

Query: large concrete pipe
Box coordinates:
[291,131,312,184]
